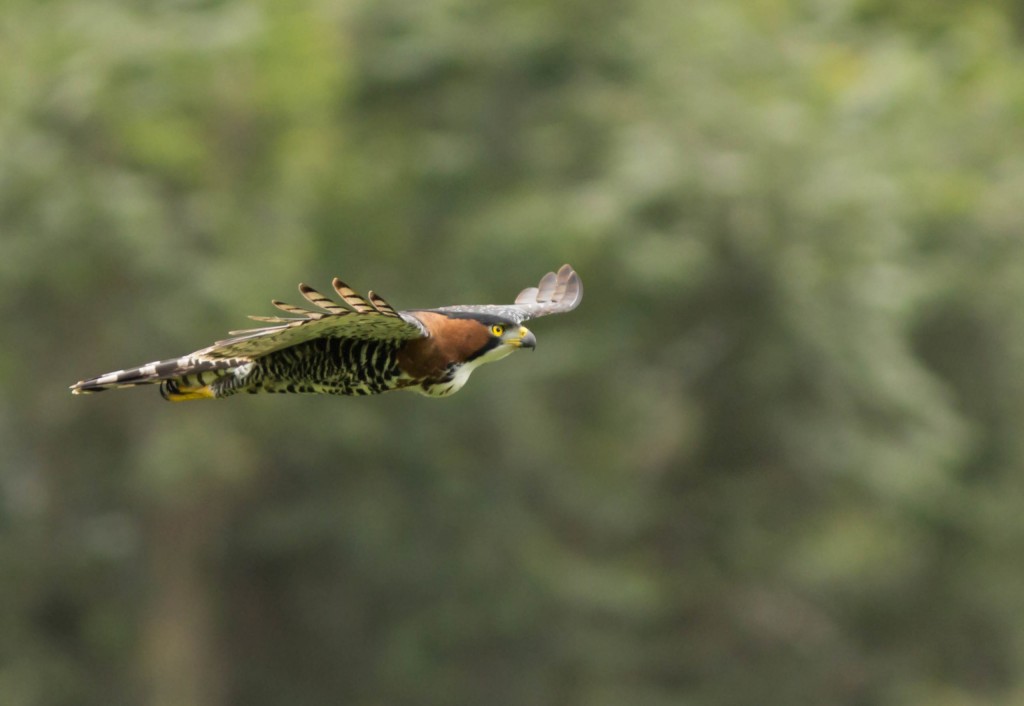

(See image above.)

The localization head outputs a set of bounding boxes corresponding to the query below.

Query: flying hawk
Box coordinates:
[71,264,582,401]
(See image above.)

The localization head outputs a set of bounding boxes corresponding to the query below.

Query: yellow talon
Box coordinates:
[165,386,215,402]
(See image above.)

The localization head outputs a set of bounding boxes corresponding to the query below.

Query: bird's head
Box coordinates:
[400,311,539,396]
[465,315,536,364]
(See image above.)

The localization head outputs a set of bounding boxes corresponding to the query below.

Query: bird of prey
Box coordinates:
[71,264,582,401]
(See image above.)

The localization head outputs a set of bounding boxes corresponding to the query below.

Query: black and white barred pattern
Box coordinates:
[215,337,408,397]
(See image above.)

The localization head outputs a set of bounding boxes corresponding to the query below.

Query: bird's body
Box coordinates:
[71,265,581,401]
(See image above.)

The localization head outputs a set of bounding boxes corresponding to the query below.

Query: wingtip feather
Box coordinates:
[512,264,581,311]
[331,278,374,313]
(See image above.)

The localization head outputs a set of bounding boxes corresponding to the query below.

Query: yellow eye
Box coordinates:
[490,324,505,337]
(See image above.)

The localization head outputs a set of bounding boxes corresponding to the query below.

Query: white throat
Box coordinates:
[417,344,517,397]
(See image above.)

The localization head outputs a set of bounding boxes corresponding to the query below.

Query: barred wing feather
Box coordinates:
[198,282,426,360]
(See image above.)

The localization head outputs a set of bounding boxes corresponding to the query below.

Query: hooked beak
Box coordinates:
[514,326,537,350]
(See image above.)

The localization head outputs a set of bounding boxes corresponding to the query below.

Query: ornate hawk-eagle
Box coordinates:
[71,264,582,401]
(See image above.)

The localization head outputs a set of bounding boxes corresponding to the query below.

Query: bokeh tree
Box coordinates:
[4,0,1024,705]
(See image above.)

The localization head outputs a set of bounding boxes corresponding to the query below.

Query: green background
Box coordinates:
[4,0,1024,704]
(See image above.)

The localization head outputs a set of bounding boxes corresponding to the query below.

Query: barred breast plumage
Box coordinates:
[237,337,405,397]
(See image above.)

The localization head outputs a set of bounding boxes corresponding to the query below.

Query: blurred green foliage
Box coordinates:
[5,0,1024,704]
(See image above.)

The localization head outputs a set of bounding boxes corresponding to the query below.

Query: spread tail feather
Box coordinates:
[70,356,246,399]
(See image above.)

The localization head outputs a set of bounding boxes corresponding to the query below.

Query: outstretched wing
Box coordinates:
[199,278,427,360]
[428,264,583,324]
